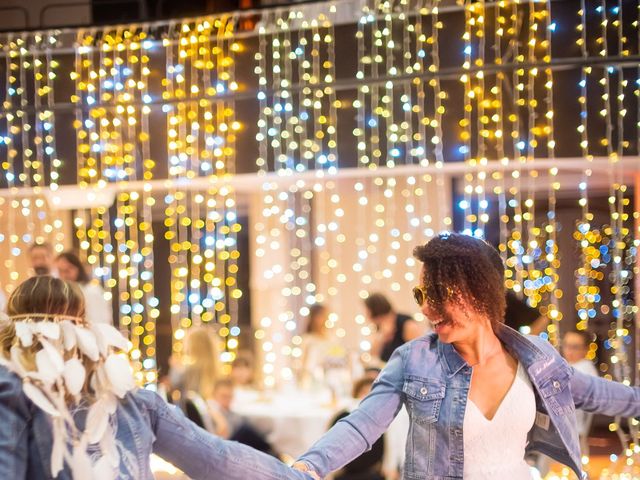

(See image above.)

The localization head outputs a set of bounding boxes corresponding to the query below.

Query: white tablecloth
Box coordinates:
[232,388,345,458]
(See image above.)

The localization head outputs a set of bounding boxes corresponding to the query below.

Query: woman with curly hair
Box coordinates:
[0,276,316,480]
[294,232,640,480]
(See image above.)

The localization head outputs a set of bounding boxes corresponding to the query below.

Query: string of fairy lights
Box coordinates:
[0,2,639,473]
[0,33,65,293]
[162,16,242,369]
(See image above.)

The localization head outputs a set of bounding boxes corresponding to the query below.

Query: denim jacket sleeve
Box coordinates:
[297,346,406,478]
[0,369,29,480]
[138,389,314,480]
[570,367,640,418]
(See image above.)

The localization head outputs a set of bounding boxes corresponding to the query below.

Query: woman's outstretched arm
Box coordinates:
[295,346,406,479]
[139,389,316,480]
[570,368,640,418]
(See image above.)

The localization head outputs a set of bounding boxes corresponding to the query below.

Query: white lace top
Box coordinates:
[463,362,535,480]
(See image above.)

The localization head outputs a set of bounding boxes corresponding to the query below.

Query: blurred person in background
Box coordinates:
[365,293,422,362]
[504,290,548,336]
[210,378,276,456]
[231,351,256,387]
[56,251,113,325]
[28,241,55,276]
[562,330,598,453]
[300,304,348,391]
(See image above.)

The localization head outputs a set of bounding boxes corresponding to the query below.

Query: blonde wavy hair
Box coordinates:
[182,327,222,399]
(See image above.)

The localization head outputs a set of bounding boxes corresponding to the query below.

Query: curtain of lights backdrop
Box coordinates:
[0,0,639,473]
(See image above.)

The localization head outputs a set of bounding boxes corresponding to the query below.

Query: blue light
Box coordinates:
[45,146,54,155]
[458,145,469,155]
[548,22,556,32]
[257,92,266,100]
[86,96,95,105]
[607,66,615,74]
[516,141,526,150]
[43,122,52,131]
[122,67,132,76]
[216,83,225,93]
[84,119,94,128]
[368,118,377,127]
[295,47,303,55]
[300,112,309,121]
[390,148,401,157]
[418,49,425,58]
[103,80,113,89]
[230,327,241,337]
[143,358,156,370]
[595,6,602,13]
[611,6,619,14]
[143,94,152,104]
[142,40,153,50]
[464,46,472,55]
[457,200,469,209]
[578,79,586,88]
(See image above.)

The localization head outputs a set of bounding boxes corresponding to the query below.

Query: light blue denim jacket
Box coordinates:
[0,365,312,480]
[299,324,640,480]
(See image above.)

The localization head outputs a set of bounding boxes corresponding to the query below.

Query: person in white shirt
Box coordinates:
[561,330,599,453]
[55,251,113,325]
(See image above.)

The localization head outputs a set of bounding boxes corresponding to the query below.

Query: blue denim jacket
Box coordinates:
[299,324,640,480]
[0,366,312,480]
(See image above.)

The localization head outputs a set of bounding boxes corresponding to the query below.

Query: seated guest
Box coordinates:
[209,379,276,457]
[365,293,422,362]
[56,251,113,325]
[231,351,256,387]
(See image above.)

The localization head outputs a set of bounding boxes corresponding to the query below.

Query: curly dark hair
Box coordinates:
[413,232,506,325]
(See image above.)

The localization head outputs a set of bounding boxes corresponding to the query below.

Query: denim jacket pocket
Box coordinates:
[539,369,574,416]
[403,377,446,425]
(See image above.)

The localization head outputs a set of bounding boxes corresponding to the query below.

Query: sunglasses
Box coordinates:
[412,284,454,307]
[412,285,428,307]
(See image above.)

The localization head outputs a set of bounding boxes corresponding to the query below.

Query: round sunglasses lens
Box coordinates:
[413,288,423,306]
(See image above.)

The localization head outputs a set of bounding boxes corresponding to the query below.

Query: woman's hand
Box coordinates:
[292,461,321,479]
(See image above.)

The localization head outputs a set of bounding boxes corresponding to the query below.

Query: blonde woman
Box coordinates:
[0,276,315,480]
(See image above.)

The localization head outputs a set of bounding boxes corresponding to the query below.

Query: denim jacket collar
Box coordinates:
[437,323,552,377]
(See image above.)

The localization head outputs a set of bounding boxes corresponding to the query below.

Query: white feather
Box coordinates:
[99,427,120,468]
[92,324,129,356]
[50,418,66,477]
[23,382,61,417]
[60,320,77,351]
[40,339,65,373]
[35,350,61,385]
[92,455,116,480]
[63,358,86,396]
[10,345,28,376]
[14,322,33,347]
[103,355,135,398]
[35,321,61,341]
[74,326,100,361]
[85,399,110,444]
[103,393,118,415]
[71,441,93,479]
